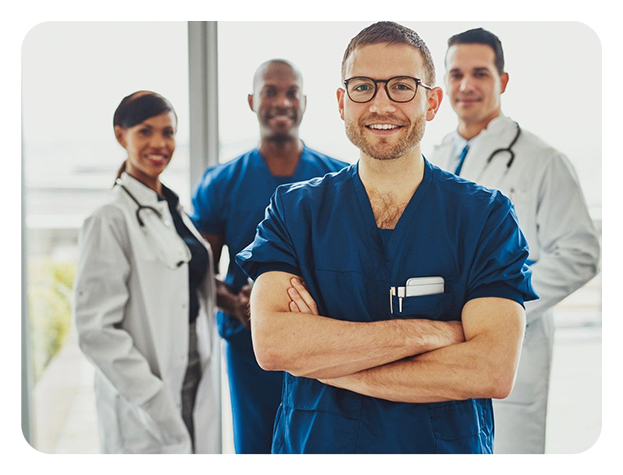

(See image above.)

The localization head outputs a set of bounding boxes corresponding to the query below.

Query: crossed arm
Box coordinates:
[250,271,526,403]
[250,272,465,379]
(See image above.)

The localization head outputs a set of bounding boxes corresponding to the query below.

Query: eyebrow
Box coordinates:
[449,67,492,74]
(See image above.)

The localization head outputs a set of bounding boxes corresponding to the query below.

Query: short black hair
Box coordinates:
[342,21,436,86]
[447,28,505,74]
[113,91,177,129]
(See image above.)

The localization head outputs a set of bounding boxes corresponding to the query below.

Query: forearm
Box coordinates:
[321,298,525,403]
[252,309,462,379]
[321,337,512,402]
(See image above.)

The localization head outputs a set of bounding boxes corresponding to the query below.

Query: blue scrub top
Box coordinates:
[191,146,348,342]
[236,158,538,454]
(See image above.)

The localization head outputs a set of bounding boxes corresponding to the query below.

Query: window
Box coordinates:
[22,21,190,453]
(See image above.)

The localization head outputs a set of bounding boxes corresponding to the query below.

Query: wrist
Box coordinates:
[404,319,448,354]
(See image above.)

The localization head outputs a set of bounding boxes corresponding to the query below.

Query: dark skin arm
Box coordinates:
[202,233,252,330]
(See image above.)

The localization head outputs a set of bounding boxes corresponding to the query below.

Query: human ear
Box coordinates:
[426,86,444,122]
[114,125,126,148]
[500,72,510,94]
[248,94,255,112]
[337,88,346,122]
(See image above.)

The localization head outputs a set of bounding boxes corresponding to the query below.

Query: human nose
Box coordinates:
[150,133,167,149]
[368,83,396,114]
[276,93,293,108]
[459,76,475,93]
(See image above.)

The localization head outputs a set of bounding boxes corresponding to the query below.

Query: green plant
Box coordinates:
[28,258,76,383]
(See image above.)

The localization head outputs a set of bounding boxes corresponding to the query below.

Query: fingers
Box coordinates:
[289,278,319,315]
[288,286,312,314]
[236,292,251,329]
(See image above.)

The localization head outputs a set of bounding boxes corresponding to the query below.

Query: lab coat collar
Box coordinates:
[119,172,163,205]
[473,113,516,141]
[448,113,510,145]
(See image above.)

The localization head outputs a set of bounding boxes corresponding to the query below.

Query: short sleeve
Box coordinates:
[235,187,301,280]
[190,167,226,235]
[467,196,539,308]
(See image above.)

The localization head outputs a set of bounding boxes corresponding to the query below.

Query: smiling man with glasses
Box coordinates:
[236,22,537,454]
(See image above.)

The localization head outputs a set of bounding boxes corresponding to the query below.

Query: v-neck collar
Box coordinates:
[252,144,308,181]
[350,157,434,263]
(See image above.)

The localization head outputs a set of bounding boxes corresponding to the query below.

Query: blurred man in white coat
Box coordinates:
[430,27,600,454]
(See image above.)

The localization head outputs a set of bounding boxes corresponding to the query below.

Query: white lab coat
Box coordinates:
[430,115,600,453]
[74,172,221,454]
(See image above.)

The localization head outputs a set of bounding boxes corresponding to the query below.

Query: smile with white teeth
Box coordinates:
[146,154,167,161]
[368,124,400,130]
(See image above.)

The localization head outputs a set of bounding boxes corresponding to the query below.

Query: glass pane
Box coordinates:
[22,21,189,453]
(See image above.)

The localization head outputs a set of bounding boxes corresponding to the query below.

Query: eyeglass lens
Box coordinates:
[347,77,418,103]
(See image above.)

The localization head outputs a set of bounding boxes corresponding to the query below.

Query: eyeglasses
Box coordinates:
[343,76,433,103]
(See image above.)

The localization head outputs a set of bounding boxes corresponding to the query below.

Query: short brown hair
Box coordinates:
[447,28,505,74]
[341,22,436,85]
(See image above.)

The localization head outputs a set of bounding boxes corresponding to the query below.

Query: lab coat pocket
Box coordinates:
[116,394,191,454]
[394,292,455,321]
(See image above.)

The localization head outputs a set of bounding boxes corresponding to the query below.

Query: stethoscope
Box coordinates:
[485,121,522,170]
[115,178,172,228]
[115,178,190,269]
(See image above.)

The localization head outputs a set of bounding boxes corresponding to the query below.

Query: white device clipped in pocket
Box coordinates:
[390,276,445,314]
[405,276,445,297]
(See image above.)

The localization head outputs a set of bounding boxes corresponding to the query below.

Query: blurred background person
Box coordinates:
[191,59,347,453]
[430,28,600,453]
[73,91,221,454]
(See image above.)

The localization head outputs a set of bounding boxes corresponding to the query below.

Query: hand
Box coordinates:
[234,285,252,329]
[141,389,192,449]
[447,320,466,344]
[287,278,319,316]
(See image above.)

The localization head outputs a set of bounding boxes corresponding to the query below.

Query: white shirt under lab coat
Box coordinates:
[74,172,221,454]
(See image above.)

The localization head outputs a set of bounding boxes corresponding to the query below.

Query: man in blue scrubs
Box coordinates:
[236,22,538,454]
[191,59,347,453]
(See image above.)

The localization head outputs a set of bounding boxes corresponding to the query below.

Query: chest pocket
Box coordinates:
[392,292,456,321]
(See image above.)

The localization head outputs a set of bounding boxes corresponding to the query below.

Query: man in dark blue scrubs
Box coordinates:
[236,23,537,454]
[191,59,347,453]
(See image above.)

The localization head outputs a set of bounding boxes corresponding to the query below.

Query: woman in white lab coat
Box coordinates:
[74,91,221,454]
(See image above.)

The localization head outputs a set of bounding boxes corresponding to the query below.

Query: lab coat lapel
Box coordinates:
[459,116,518,184]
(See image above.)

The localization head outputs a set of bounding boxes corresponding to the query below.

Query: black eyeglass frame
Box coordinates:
[343,76,434,104]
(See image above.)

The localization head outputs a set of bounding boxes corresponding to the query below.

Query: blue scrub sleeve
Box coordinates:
[467,197,538,308]
[190,167,226,235]
[236,188,302,281]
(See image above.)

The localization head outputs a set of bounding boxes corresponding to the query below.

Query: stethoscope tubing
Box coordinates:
[114,178,170,227]
[485,121,522,170]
